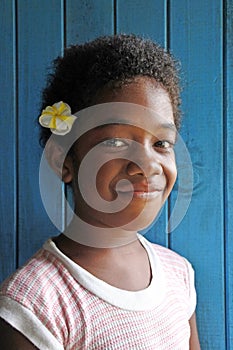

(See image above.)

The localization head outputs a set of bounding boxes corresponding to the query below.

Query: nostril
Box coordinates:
[126,162,145,176]
[127,158,163,177]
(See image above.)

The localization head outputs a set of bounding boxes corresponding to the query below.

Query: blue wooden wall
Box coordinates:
[0,1,232,348]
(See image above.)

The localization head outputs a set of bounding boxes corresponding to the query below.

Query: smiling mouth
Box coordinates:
[131,190,162,199]
[117,188,164,199]
[114,180,165,200]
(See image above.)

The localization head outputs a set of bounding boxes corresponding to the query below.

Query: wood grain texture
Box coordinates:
[116,0,167,46]
[169,0,225,348]
[225,0,233,348]
[0,0,17,281]
[66,0,114,45]
[16,0,64,266]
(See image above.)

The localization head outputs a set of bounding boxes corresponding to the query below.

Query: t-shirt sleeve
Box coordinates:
[0,295,64,350]
[183,258,197,319]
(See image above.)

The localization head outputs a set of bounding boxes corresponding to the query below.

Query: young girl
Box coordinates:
[0,34,200,349]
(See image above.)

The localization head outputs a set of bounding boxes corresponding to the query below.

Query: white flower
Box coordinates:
[39,101,77,135]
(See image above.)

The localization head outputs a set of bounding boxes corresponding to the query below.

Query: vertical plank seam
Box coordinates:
[165,0,170,51]
[222,0,229,348]
[114,0,117,34]
[14,0,19,269]
[61,0,66,231]
[63,0,67,49]
[166,0,171,249]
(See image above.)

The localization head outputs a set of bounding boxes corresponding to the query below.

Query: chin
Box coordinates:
[105,205,162,231]
[121,213,161,231]
[77,197,165,231]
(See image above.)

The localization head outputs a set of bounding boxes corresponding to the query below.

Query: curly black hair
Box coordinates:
[39,34,181,146]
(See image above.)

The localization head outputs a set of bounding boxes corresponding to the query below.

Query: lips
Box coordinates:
[116,181,164,199]
[130,190,162,199]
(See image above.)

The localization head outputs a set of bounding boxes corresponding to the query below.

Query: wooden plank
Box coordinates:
[116,0,169,247]
[0,0,17,282]
[116,0,167,46]
[225,0,233,347]
[66,0,114,45]
[17,0,64,266]
[169,0,225,348]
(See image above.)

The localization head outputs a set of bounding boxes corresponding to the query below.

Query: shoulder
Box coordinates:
[139,235,195,287]
[1,245,72,300]
[150,242,190,268]
[139,234,190,267]
[0,241,85,349]
[146,240,196,318]
[150,242,194,285]
[0,241,87,314]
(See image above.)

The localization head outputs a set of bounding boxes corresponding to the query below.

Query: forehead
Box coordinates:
[69,77,176,143]
[94,76,174,123]
[74,102,175,141]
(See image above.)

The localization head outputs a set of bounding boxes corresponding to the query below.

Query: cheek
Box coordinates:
[164,156,177,190]
[95,160,123,198]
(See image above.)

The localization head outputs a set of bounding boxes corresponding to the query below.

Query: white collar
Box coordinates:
[43,234,166,311]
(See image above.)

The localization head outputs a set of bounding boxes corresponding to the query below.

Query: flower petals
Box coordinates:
[39,101,77,135]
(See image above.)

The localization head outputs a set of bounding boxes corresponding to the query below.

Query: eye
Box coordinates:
[101,138,129,150]
[154,140,174,150]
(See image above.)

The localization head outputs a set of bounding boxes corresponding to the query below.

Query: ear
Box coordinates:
[45,138,73,183]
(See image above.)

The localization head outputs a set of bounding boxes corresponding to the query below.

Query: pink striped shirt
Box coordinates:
[0,235,196,349]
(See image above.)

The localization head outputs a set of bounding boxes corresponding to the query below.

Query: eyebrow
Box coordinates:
[95,121,177,132]
[95,119,133,128]
[159,123,177,131]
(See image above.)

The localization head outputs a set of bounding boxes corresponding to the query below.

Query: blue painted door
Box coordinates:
[0,1,232,348]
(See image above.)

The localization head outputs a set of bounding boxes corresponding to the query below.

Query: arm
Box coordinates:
[189,312,201,349]
[0,318,37,350]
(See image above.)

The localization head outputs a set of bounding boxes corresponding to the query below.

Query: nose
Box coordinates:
[126,146,162,177]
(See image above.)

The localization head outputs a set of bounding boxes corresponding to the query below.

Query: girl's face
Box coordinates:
[68,77,177,230]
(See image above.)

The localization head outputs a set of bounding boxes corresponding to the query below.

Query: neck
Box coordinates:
[54,232,142,259]
[62,215,139,249]
[53,232,151,291]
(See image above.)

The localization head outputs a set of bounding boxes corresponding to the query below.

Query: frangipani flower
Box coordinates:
[39,101,77,135]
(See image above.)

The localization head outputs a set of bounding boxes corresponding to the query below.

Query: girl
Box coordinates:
[0,34,200,349]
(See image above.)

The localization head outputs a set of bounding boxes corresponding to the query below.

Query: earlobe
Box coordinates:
[62,158,73,183]
[45,139,73,183]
